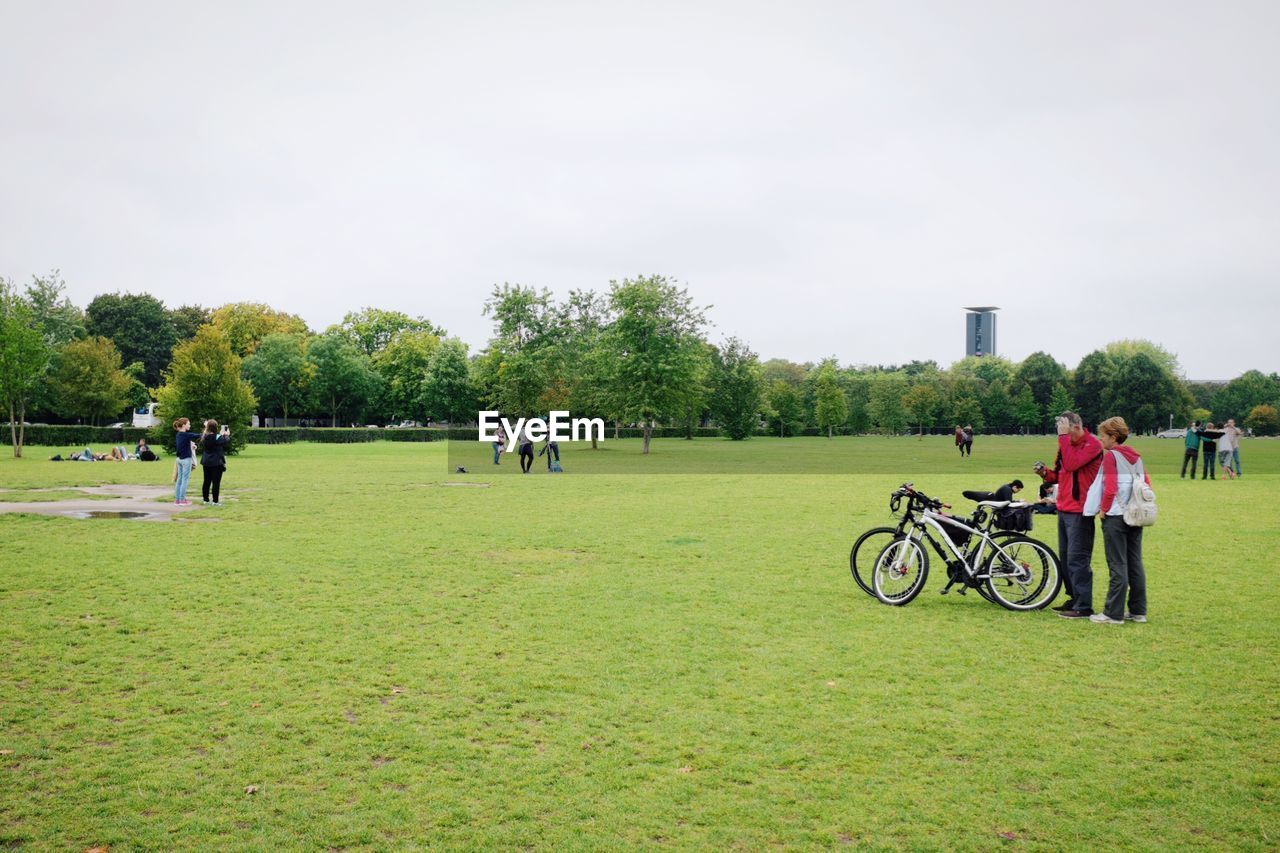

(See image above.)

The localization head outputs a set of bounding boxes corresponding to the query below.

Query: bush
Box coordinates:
[381,428,441,442]
[243,428,299,445]
[22,425,151,448]
[294,428,382,443]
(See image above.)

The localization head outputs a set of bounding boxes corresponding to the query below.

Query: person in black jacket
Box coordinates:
[200,419,230,505]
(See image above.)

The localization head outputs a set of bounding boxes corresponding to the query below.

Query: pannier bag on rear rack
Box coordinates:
[994,504,1034,532]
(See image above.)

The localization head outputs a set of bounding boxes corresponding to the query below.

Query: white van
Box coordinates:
[132,402,160,429]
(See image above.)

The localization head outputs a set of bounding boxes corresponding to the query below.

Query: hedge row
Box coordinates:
[14,425,152,447]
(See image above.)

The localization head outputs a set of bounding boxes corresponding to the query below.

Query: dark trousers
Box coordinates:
[519,449,533,473]
[1056,511,1096,610]
[1181,449,1198,478]
[201,464,224,502]
[1201,451,1216,479]
[1101,515,1146,620]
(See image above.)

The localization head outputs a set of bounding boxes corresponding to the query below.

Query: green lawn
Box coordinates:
[2,436,1277,849]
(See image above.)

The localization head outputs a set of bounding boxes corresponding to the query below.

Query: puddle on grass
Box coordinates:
[64,510,161,521]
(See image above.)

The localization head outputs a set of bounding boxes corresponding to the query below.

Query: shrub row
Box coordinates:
[16,425,152,447]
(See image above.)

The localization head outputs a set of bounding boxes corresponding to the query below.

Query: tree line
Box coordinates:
[3,270,1279,457]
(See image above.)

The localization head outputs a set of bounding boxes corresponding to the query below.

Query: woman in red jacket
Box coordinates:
[1091,416,1150,625]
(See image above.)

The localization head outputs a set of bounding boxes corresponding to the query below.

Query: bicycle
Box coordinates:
[870,483,1061,610]
[849,486,1025,600]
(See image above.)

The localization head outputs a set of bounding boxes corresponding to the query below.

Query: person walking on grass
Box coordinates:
[1035,411,1104,619]
[1090,417,1150,625]
[962,425,974,456]
[518,433,534,474]
[172,417,203,505]
[200,419,230,505]
[954,425,965,456]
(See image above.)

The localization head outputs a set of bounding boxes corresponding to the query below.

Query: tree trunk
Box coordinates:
[17,401,25,457]
[331,397,337,428]
[827,424,832,439]
[283,401,288,425]
[8,400,17,458]
[614,419,620,439]
[643,421,652,454]
[591,435,597,450]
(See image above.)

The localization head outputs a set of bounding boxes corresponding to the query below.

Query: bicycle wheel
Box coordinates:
[968,531,1022,602]
[872,535,929,606]
[850,526,897,598]
[983,534,1061,611]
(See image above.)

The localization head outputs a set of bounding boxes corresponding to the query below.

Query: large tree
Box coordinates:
[335,308,444,358]
[152,326,257,451]
[306,332,382,427]
[1073,350,1117,429]
[1212,370,1280,422]
[209,302,309,358]
[902,382,941,436]
[242,333,314,424]
[372,329,441,422]
[1012,385,1042,434]
[600,275,708,453]
[85,292,178,386]
[982,380,1014,432]
[25,271,85,347]
[708,337,763,440]
[1102,351,1186,433]
[1014,352,1069,415]
[766,380,804,437]
[48,337,134,425]
[867,373,908,434]
[169,305,212,343]
[420,338,477,424]
[0,281,52,456]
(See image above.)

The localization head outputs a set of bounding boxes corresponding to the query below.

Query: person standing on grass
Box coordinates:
[518,432,535,474]
[1181,420,1202,479]
[493,422,506,465]
[1217,420,1239,480]
[200,419,230,505]
[1224,418,1243,478]
[1035,411,1104,619]
[1199,422,1225,480]
[172,417,203,505]
[1090,416,1150,625]
[954,425,965,456]
[539,437,560,470]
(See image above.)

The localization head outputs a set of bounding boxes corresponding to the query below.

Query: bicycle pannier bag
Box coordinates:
[994,505,1033,532]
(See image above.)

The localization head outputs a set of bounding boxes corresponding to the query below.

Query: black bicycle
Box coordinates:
[852,484,1060,610]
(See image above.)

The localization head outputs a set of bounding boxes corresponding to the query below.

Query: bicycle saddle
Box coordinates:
[962,490,996,502]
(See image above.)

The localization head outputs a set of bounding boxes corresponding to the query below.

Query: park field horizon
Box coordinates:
[2,435,1277,849]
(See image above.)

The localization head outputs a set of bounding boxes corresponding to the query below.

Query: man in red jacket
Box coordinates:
[1034,411,1104,619]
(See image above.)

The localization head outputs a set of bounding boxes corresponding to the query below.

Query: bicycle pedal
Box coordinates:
[939,588,949,595]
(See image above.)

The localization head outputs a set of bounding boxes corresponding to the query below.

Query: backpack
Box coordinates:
[1118,453,1157,527]
[994,505,1033,532]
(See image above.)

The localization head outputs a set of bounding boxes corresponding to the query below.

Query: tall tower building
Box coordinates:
[964,307,999,357]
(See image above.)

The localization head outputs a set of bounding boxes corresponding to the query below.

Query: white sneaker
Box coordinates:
[1089,613,1124,625]
[1124,613,1147,623]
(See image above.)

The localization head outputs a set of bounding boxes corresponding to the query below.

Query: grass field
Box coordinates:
[2,436,1278,849]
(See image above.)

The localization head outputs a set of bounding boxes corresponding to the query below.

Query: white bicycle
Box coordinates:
[871,484,1061,611]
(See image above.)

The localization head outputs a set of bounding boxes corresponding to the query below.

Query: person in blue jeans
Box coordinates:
[172,417,202,505]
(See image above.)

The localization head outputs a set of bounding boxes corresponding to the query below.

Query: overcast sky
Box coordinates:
[2,2,1276,379]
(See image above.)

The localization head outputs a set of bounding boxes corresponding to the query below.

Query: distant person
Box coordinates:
[518,433,535,474]
[1181,420,1202,479]
[993,479,1024,503]
[1223,418,1243,478]
[172,417,202,505]
[1216,419,1240,480]
[493,423,506,465]
[954,426,965,456]
[136,438,157,462]
[109,445,127,461]
[1034,411,1104,619]
[962,426,974,456]
[1090,416,1150,625]
[1199,422,1225,480]
[200,419,230,505]
[539,437,560,470]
